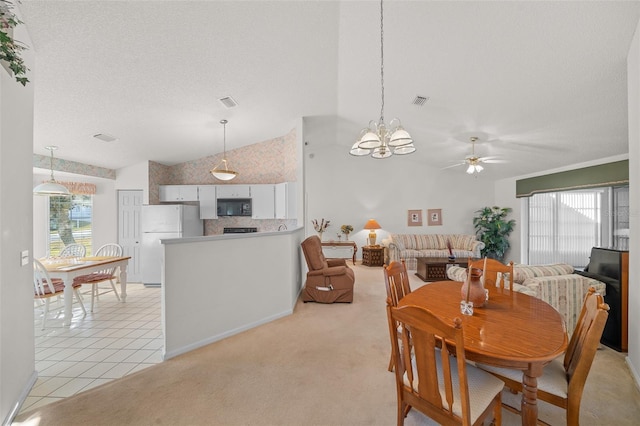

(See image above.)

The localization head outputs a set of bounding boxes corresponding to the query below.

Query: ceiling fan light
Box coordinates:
[475,164,484,173]
[393,144,416,155]
[466,164,475,174]
[350,141,371,156]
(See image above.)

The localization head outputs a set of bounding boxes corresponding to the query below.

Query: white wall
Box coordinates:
[115,161,149,204]
[626,18,640,386]
[0,8,37,422]
[302,116,495,253]
[162,228,304,359]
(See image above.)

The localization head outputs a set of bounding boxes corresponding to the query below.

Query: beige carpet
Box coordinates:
[14,265,640,425]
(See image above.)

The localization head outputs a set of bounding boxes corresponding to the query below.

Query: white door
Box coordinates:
[118,190,143,282]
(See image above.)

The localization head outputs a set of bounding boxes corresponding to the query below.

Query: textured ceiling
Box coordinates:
[19,1,640,179]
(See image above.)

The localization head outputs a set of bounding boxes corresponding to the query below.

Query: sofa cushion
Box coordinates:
[512,263,574,283]
[445,234,478,251]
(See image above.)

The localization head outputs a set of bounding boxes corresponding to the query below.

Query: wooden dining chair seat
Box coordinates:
[478,287,609,425]
[73,243,122,312]
[469,258,514,291]
[388,302,504,425]
[384,260,412,372]
[34,259,86,329]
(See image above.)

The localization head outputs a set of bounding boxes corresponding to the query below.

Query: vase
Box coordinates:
[345,233,349,241]
[317,231,324,241]
[460,267,486,308]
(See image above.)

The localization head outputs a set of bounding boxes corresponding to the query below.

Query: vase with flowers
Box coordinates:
[341,224,353,240]
[312,218,330,240]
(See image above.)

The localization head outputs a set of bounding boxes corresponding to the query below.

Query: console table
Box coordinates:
[415,257,472,282]
[321,241,357,265]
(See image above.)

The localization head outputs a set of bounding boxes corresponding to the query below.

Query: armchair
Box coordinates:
[301,235,355,303]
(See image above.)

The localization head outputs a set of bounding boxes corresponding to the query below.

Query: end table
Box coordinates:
[362,245,384,267]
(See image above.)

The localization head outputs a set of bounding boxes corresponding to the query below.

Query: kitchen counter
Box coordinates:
[160,226,303,244]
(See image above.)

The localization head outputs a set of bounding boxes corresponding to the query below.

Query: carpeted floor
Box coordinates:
[14,264,640,425]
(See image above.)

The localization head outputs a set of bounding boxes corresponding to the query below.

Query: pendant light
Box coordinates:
[350,0,415,158]
[33,146,71,196]
[210,119,238,181]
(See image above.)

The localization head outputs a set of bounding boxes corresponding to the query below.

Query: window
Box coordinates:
[525,186,628,267]
[49,195,93,256]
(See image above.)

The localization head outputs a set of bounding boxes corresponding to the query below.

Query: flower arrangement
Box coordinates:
[0,0,30,86]
[340,224,353,235]
[312,218,330,233]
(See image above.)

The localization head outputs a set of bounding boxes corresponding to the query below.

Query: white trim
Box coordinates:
[626,356,640,392]
[2,371,37,426]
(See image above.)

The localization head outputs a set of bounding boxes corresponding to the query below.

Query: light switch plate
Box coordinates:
[21,250,29,266]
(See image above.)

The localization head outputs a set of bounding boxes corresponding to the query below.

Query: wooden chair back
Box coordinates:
[387,302,501,425]
[470,257,514,291]
[33,259,61,298]
[561,287,609,423]
[94,243,123,275]
[384,260,411,307]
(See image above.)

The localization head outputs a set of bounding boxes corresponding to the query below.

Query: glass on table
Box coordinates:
[460,300,474,316]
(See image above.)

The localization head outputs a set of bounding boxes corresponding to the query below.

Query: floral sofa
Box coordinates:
[447,263,607,335]
[383,234,484,271]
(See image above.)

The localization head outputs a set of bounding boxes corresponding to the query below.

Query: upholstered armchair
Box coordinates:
[301,235,355,303]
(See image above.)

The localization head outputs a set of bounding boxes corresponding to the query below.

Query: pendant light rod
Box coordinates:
[33,145,72,196]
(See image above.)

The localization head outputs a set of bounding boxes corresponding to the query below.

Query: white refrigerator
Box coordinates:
[141,204,203,286]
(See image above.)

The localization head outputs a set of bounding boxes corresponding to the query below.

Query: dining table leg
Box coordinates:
[119,263,128,302]
[63,278,73,326]
[521,363,543,425]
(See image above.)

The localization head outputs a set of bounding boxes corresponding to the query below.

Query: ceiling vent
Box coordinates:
[93,133,118,142]
[219,96,238,109]
[412,95,429,106]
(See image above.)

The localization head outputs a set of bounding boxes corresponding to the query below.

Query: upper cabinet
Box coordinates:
[216,185,251,198]
[198,185,217,219]
[159,185,199,202]
[250,184,275,219]
[275,182,297,219]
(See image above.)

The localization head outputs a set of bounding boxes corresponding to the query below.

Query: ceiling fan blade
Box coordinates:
[442,162,465,170]
[481,158,508,164]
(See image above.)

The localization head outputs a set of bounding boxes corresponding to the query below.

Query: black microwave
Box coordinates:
[217,198,252,216]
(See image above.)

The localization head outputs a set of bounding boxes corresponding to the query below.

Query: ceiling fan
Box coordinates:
[444,136,505,174]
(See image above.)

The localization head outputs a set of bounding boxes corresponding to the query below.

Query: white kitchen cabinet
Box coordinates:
[159,185,199,202]
[198,185,217,219]
[215,184,251,198]
[275,182,297,219]
[250,184,275,219]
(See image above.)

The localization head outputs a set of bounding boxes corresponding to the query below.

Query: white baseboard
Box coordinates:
[2,370,37,426]
[626,356,640,391]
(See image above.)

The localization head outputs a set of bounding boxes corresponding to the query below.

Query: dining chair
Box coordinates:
[33,259,86,329]
[387,302,504,426]
[479,287,609,425]
[73,243,122,312]
[59,243,86,258]
[469,257,514,291]
[384,260,412,372]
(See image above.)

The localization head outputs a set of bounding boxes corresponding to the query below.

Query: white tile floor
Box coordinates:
[20,283,162,415]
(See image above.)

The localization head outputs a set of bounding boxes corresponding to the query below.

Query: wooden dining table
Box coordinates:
[398,280,568,426]
[40,256,131,326]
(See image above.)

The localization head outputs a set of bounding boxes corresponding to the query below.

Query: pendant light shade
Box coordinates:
[33,146,71,196]
[210,119,238,181]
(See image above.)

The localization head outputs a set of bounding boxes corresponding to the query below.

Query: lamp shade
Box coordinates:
[364,219,381,230]
[33,181,71,196]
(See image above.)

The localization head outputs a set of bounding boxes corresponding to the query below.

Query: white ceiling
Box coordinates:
[19,1,640,180]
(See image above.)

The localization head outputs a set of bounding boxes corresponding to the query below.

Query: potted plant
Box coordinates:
[340,224,353,240]
[0,0,29,86]
[472,206,516,261]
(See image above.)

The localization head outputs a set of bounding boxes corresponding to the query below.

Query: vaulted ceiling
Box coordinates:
[20,1,640,180]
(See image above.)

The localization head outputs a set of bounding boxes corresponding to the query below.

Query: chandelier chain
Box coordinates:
[379,0,384,125]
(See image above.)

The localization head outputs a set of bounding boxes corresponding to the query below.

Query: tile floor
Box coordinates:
[20,283,162,415]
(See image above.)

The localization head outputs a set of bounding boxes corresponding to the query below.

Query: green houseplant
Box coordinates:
[0,0,29,86]
[473,206,516,261]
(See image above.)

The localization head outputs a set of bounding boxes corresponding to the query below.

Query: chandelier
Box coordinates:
[350,0,415,159]
[210,119,238,181]
[33,146,71,196]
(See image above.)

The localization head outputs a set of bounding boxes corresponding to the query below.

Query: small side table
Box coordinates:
[321,241,357,265]
[362,245,385,267]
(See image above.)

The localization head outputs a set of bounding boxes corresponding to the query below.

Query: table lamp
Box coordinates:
[364,219,381,246]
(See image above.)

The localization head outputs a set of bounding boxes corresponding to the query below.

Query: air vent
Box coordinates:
[93,133,118,142]
[412,95,429,106]
[219,96,238,109]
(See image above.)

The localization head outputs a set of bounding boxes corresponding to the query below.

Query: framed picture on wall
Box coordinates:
[427,209,442,226]
[408,209,422,226]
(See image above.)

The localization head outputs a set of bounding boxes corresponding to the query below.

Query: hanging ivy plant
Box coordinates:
[0,0,29,86]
